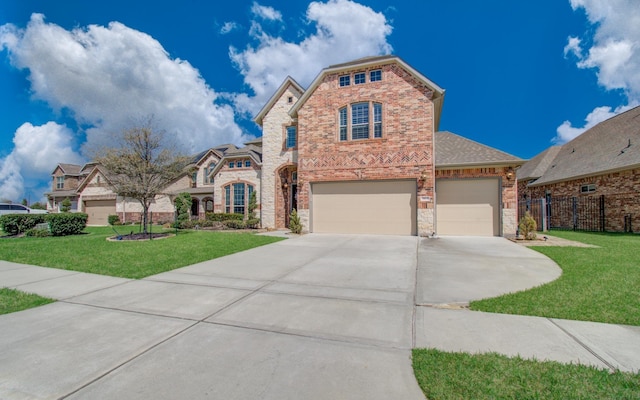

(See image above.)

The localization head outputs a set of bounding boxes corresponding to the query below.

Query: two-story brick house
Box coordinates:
[256,55,522,236]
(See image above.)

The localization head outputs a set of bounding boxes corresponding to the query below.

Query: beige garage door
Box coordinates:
[84,200,116,226]
[311,180,416,235]
[436,179,500,236]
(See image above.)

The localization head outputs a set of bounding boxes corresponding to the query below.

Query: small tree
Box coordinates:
[174,192,192,227]
[93,120,189,233]
[30,202,47,210]
[21,198,28,206]
[60,197,72,212]
[248,191,257,219]
[289,209,302,234]
[519,212,537,240]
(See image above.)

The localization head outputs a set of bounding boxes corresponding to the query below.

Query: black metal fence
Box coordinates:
[519,194,639,233]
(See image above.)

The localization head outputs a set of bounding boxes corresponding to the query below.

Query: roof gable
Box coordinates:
[435,131,523,167]
[254,76,305,126]
[76,165,112,193]
[530,105,640,186]
[52,163,82,176]
[516,146,561,181]
[289,55,446,131]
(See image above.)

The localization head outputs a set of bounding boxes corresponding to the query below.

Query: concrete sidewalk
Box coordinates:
[0,234,638,400]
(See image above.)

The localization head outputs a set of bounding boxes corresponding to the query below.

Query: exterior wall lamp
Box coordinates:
[505,167,514,180]
[419,171,429,182]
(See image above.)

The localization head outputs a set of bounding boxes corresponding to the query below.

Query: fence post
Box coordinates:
[599,195,605,232]
[541,198,548,231]
[572,197,577,231]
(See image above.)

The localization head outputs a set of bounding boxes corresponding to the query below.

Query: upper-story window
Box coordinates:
[339,101,383,141]
[229,161,235,169]
[286,126,297,148]
[236,160,242,168]
[354,72,366,85]
[56,176,64,189]
[339,75,350,87]
[245,160,251,168]
[204,162,216,184]
[370,69,382,82]
[581,184,596,193]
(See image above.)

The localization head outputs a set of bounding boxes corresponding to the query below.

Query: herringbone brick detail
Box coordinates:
[302,150,432,170]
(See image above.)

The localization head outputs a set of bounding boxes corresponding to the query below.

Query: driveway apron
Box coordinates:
[0,235,425,400]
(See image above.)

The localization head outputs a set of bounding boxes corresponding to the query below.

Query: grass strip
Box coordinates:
[0,288,55,315]
[412,349,640,400]
[471,231,640,326]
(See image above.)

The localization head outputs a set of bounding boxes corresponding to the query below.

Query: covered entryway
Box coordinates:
[84,200,116,226]
[435,178,500,236]
[311,180,416,235]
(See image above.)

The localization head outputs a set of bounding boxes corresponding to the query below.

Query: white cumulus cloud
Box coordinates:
[251,2,283,21]
[0,122,84,202]
[0,13,248,156]
[229,0,393,116]
[557,0,640,142]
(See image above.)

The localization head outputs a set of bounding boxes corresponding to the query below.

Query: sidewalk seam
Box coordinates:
[547,318,617,371]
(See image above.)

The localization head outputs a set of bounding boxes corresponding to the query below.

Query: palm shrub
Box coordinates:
[289,209,302,234]
[519,212,537,240]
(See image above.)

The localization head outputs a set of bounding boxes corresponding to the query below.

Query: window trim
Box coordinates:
[339,101,383,142]
[580,184,596,193]
[285,126,297,148]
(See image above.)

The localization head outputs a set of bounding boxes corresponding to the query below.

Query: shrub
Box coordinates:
[289,209,302,234]
[206,212,244,222]
[0,214,46,235]
[223,219,246,229]
[519,212,537,240]
[60,197,72,212]
[174,192,192,226]
[45,213,88,236]
[108,214,120,226]
[245,218,260,229]
[25,228,50,237]
[248,191,257,219]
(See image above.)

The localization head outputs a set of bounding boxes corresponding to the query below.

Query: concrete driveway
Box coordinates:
[1,234,638,399]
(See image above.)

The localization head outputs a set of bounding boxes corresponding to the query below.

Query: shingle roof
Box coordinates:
[435,131,523,167]
[529,105,640,186]
[516,146,562,180]
[58,163,82,175]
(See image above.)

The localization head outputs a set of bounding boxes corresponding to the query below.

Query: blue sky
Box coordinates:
[1,0,638,202]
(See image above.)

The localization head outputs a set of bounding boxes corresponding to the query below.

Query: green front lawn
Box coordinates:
[471,231,640,326]
[0,226,284,279]
[0,288,55,315]
[413,349,640,400]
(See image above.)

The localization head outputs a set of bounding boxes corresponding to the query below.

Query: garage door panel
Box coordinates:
[436,179,499,236]
[84,200,116,226]
[312,181,416,235]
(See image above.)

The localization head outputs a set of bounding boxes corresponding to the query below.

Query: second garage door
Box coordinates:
[84,200,116,226]
[311,180,416,235]
[436,179,500,236]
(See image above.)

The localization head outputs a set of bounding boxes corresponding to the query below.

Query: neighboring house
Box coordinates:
[518,105,640,232]
[48,55,523,236]
[46,163,84,212]
[256,55,522,236]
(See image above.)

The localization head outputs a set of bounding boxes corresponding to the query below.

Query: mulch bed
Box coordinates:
[108,232,171,241]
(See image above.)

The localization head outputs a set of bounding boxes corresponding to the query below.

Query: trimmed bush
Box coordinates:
[45,213,88,236]
[518,212,537,240]
[0,214,46,235]
[223,219,246,229]
[108,214,120,226]
[289,209,302,234]
[245,218,260,229]
[206,212,244,222]
[25,228,50,237]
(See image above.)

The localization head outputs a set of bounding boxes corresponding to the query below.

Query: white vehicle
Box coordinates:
[0,203,48,215]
